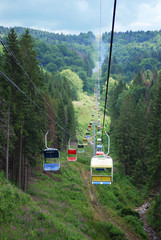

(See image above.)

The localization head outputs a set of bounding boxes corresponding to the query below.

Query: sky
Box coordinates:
[1,0,161,35]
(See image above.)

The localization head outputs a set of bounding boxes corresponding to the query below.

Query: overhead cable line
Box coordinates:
[0,96,46,130]
[0,70,70,135]
[0,39,69,132]
[99,0,102,40]
[99,0,102,110]
[102,0,117,135]
[99,0,102,71]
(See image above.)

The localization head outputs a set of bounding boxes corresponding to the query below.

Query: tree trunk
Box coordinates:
[22,154,24,190]
[19,132,22,189]
[6,107,10,181]
[24,157,28,193]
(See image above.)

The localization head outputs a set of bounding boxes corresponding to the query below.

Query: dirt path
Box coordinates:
[43,171,62,182]
[80,169,141,240]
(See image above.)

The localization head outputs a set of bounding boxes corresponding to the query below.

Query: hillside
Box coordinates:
[0,27,161,239]
[0,93,151,240]
[0,26,95,92]
[102,30,161,83]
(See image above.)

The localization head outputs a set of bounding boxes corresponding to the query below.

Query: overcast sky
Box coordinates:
[1,0,161,35]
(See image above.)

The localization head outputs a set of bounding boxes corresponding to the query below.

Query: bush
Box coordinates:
[124,215,148,239]
[146,193,161,238]
[120,207,140,219]
[90,221,126,240]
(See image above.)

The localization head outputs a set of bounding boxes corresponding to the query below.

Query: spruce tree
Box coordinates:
[113,93,138,175]
[109,80,127,128]
[133,71,144,87]
[19,29,45,166]
[147,72,161,189]
[133,98,148,185]
[2,28,23,183]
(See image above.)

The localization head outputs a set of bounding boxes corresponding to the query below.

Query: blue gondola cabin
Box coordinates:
[43,148,60,172]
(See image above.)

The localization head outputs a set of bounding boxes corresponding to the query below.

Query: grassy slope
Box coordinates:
[0,93,149,240]
[73,92,94,137]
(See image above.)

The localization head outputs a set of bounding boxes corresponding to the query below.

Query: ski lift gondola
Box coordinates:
[97,131,101,137]
[96,151,104,156]
[88,125,92,131]
[43,148,60,171]
[97,138,102,144]
[90,132,113,184]
[77,143,84,153]
[43,131,60,172]
[90,155,113,185]
[83,137,88,146]
[67,139,77,161]
[86,131,90,138]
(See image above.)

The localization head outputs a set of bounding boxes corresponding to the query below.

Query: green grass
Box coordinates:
[73,93,110,143]
[73,92,94,137]
[0,163,90,239]
[0,151,126,240]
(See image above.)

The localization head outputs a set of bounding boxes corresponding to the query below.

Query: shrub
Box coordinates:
[120,207,140,219]
[89,221,126,240]
[124,215,148,239]
[146,193,161,238]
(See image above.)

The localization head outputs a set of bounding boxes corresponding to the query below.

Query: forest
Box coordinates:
[102,30,161,83]
[0,26,161,239]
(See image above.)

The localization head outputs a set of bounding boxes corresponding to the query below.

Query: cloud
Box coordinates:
[127,1,161,31]
[76,0,89,12]
[0,0,161,34]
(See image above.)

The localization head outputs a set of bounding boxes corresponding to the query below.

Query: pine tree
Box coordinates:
[109,80,127,128]
[113,93,138,175]
[1,28,46,187]
[2,28,23,183]
[147,72,161,189]
[20,29,42,91]
[133,71,144,87]
[19,29,45,169]
[133,98,148,185]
